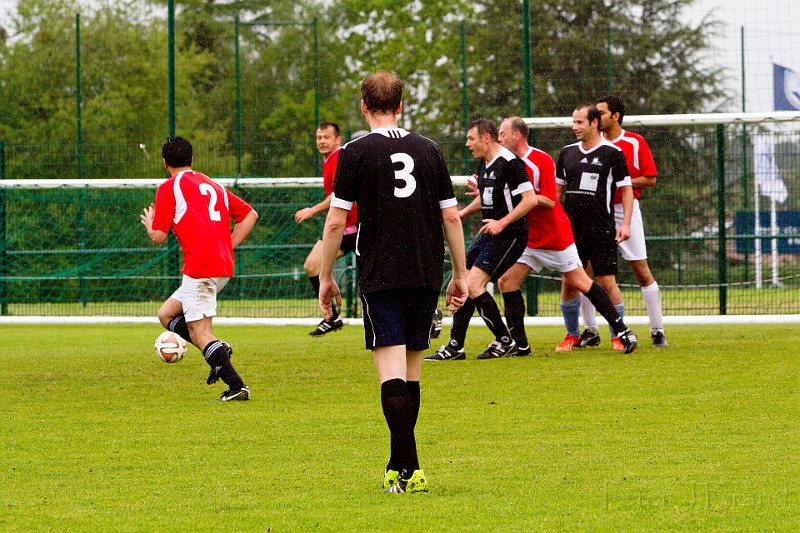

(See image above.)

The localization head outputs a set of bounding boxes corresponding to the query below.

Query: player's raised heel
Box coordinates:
[309,318,344,336]
[430,308,443,339]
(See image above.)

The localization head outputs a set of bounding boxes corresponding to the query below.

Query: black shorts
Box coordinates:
[340,232,357,254]
[360,288,440,351]
[466,233,526,282]
[575,235,618,276]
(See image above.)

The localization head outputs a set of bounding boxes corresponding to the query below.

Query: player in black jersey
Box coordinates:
[318,71,468,494]
[555,103,638,353]
[426,118,537,361]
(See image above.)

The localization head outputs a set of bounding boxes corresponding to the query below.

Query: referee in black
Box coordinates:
[318,71,468,494]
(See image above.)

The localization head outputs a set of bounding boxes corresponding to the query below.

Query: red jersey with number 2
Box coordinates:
[152,170,253,278]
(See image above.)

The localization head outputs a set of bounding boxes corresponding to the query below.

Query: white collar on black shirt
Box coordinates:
[485,145,516,168]
[371,127,409,138]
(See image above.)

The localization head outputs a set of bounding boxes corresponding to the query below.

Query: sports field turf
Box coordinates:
[1,323,797,531]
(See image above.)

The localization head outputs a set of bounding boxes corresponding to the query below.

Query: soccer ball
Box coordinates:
[154,331,188,363]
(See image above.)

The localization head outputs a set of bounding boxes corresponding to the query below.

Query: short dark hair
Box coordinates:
[469,118,498,140]
[361,71,403,115]
[575,103,601,129]
[318,121,341,137]
[507,116,529,138]
[597,95,625,125]
[162,136,192,168]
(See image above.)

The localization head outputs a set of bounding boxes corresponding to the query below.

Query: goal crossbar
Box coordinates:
[525,110,800,128]
[0,176,474,189]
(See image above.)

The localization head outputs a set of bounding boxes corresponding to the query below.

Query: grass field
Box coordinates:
[1,323,797,531]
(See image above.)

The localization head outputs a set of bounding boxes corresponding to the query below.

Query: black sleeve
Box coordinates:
[332,145,358,204]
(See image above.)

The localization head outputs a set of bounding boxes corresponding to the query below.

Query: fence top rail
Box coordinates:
[524,110,800,128]
[0,176,474,189]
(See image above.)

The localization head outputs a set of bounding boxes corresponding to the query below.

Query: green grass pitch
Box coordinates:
[1,323,797,530]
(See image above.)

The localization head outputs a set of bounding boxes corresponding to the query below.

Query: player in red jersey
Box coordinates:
[496,117,636,353]
[577,96,668,349]
[141,136,258,401]
[295,122,360,336]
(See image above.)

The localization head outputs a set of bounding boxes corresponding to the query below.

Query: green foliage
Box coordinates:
[0,323,797,529]
[0,0,728,178]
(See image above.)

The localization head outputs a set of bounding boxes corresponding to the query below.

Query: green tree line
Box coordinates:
[1,0,726,181]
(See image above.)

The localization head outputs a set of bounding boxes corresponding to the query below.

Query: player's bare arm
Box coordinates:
[140,203,168,245]
[479,189,537,236]
[631,175,657,188]
[458,195,482,220]
[441,205,468,312]
[616,186,634,242]
[318,206,348,319]
[536,194,555,209]
[231,209,259,249]
[294,194,332,223]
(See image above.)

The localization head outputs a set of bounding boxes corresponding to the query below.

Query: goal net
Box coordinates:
[0,177,362,319]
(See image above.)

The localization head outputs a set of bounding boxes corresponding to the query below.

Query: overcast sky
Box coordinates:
[1,0,798,113]
[683,0,800,112]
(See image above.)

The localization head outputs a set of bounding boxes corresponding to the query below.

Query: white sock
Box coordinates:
[641,282,664,334]
[580,293,598,332]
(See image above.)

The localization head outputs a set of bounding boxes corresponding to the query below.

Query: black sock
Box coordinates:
[407,381,421,428]
[474,292,512,344]
[381,378,419,474]
[448,298,475,350]
[203,340,244,390]
[585,282,627,334]
[387,381,421,474]
[502,290,527,348]
[168,315,193,346]
[309,275,320,297]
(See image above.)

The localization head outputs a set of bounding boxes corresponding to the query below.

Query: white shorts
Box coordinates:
[516,243,582,274]
[171,275,230,322]
[614,199,648,261]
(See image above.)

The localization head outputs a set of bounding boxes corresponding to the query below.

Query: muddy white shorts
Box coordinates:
[171,275,230,322]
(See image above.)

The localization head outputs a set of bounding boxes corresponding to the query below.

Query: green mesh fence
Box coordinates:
[2,122,800,318]
[0,180,359,317]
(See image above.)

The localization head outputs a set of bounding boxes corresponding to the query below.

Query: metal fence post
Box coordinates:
[461,20,469,175]
[0,140,6,315]
[717,124,728,314]
[235,15,242,176]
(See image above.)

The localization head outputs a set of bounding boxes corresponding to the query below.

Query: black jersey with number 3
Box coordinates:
[555,140,631,239]
[331,127,458,294]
